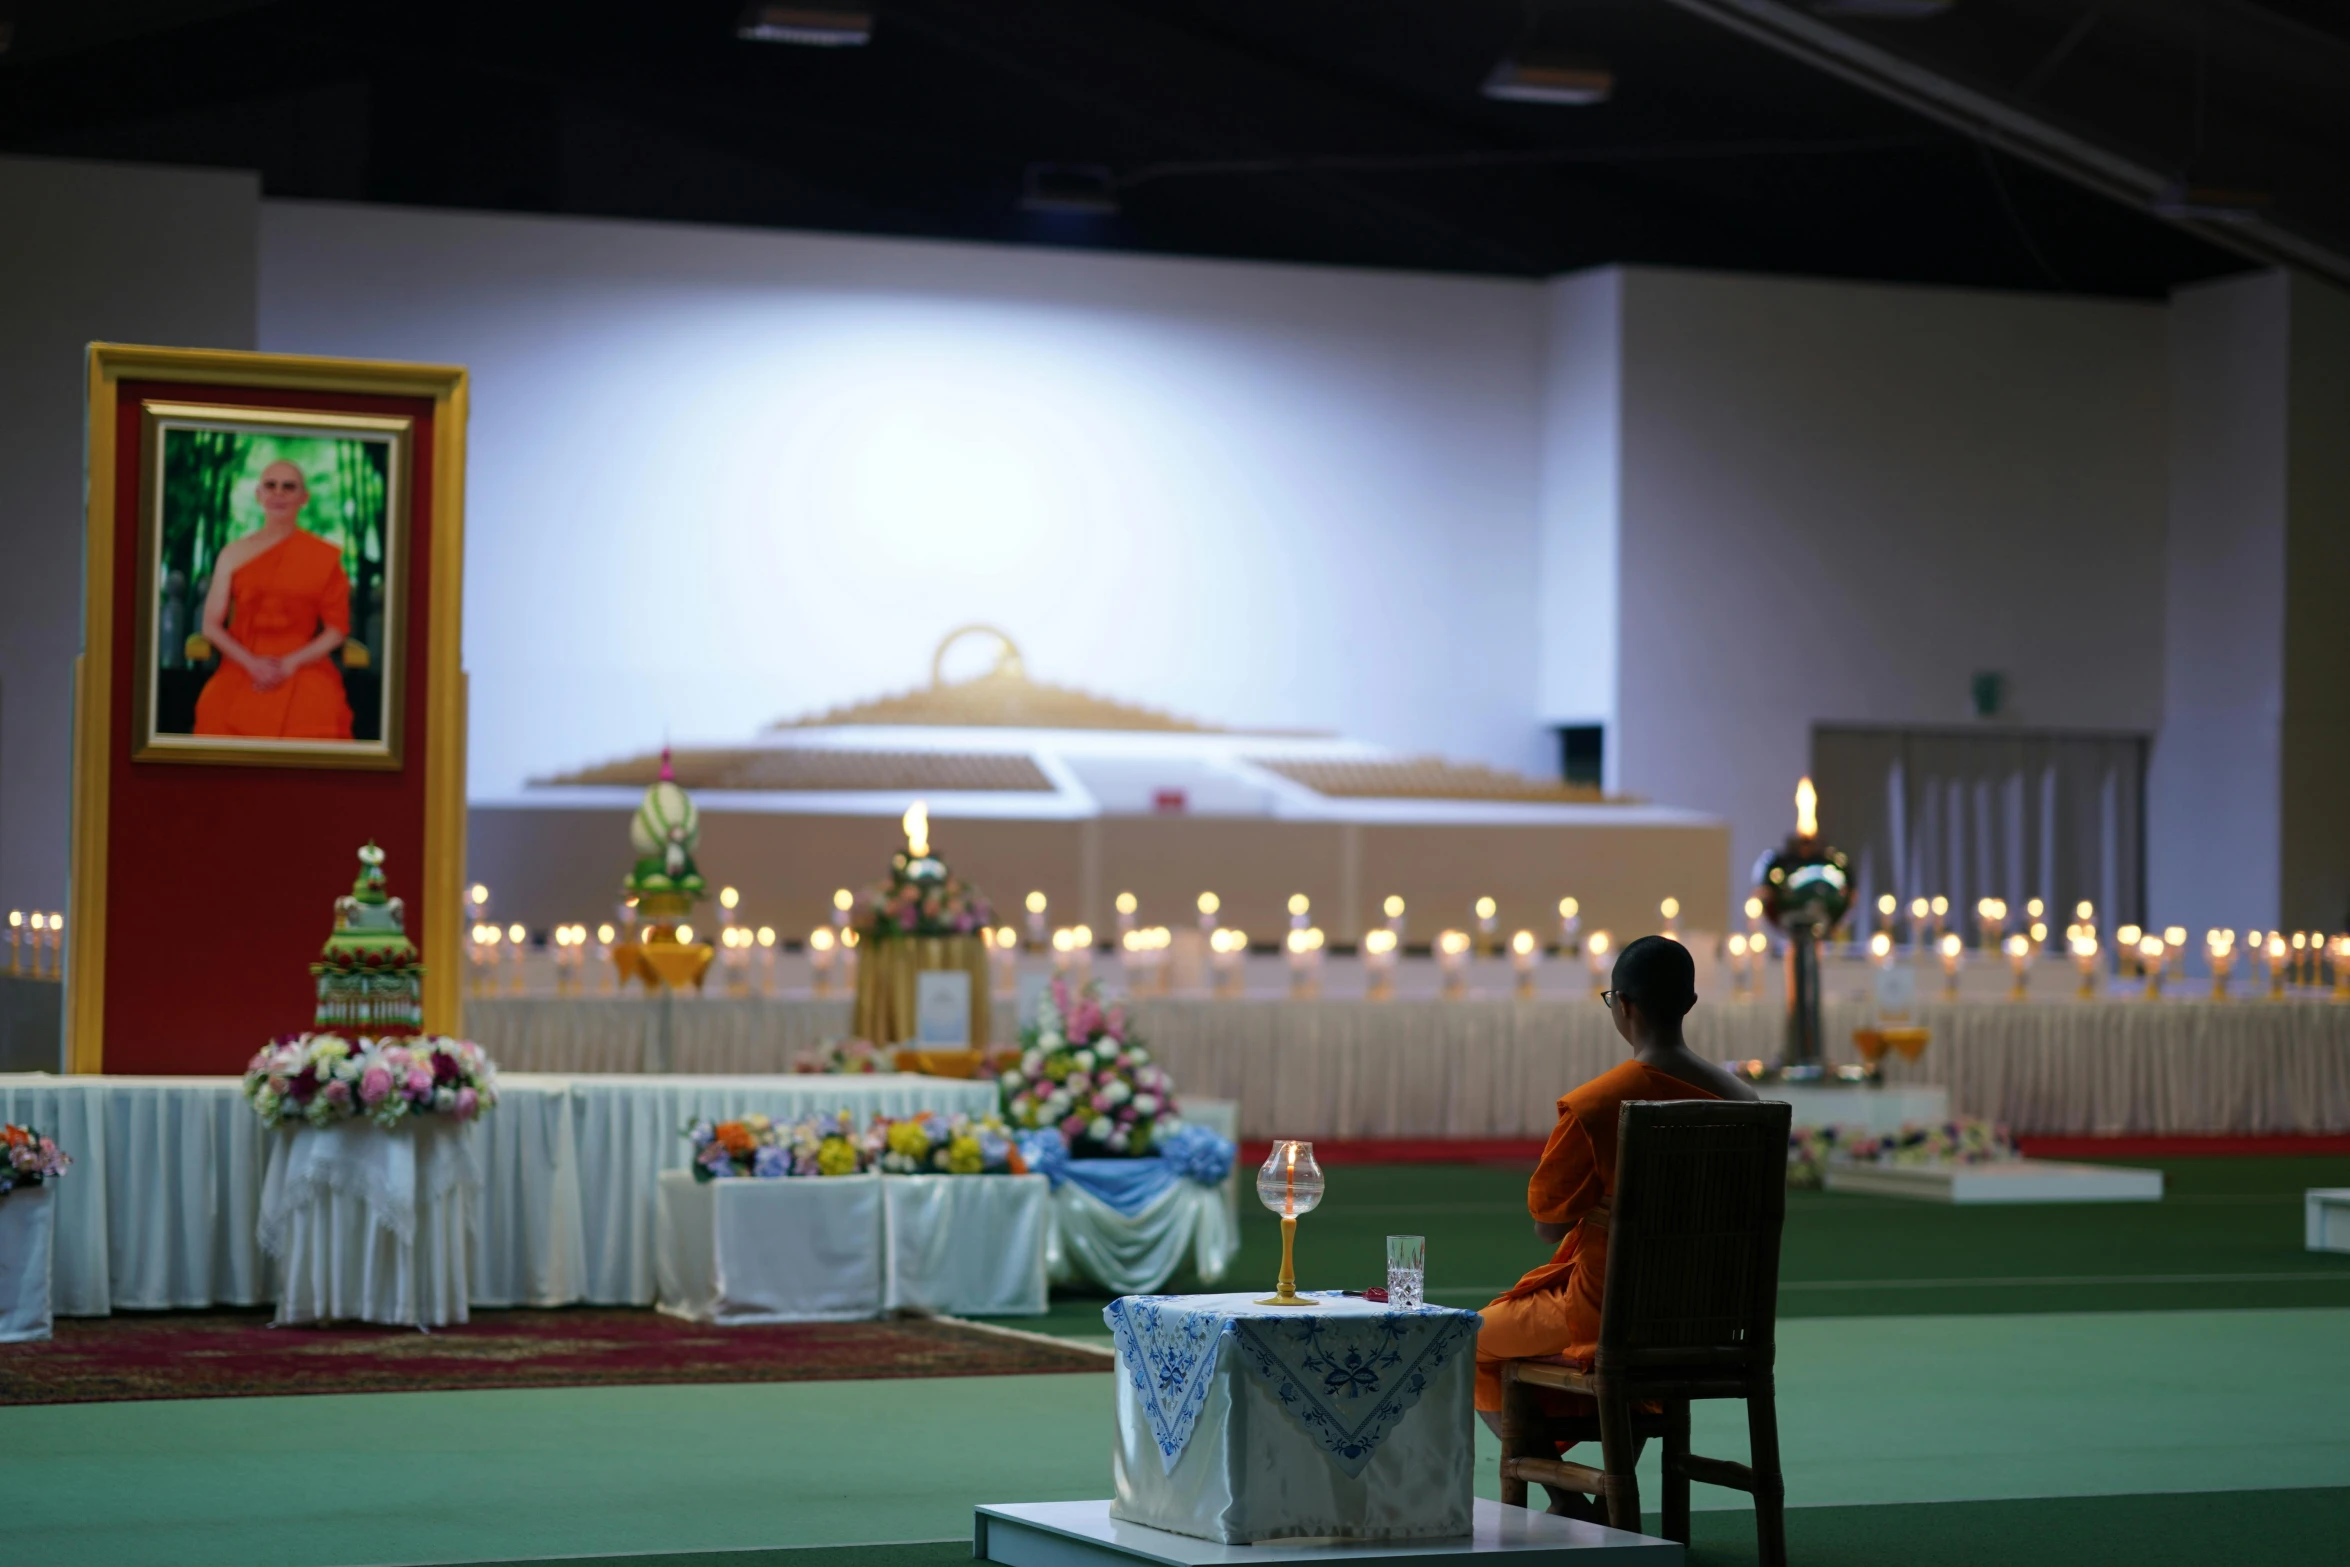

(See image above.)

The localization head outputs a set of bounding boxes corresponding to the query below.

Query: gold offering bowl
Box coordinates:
[614,894,715,991]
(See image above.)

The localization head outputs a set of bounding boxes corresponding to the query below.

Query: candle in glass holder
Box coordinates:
[595,922,617,993]
[2004,933,2030,1000]
[2265,933,2288,998]
[1474,896,1498,957]
[2291,931,2310,988]
[1930,896,1950,947]
[1210,927,1249,998]
[1285,927,1325,999]
[756,926,777,995]
[1584,929,1613,998]
[1255,1140,1325,1307]
[6,911,19,976]
[1437,929,1472,1000]
[1908,896,1929,953]
[1727,933,1752,997]
[507,923,529,996]
[1384,895,1407,945]
[1289,893,1311,932]
[2205,929,2233,999]
[1939,932,1962,1000]
[1115,891,1138,941]
[1556,896,1579,954]
[2139,934,2168,998]
[809,927,838,995]
[1021,890,1047,950]
[1197,891,1220,934]
[2070,931,2099,999]
[1978,897,2007,956]
[1511,929,1540,999]
[1363,927,1399,1001]
[2115,924,2143,979]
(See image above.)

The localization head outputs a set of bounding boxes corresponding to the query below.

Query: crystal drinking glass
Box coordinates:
[1255,1139,1324,1306]
[1386,1233,1425,1310]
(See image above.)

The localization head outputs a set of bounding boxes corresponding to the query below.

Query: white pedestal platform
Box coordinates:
[975,1501,1679,1567]
[2307,1189,2350,1253]
[1768,1083,1948,1133]
[1826,1160,2163,1204]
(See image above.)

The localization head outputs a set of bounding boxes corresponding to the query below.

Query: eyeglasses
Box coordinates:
[1599,989,1620,1008]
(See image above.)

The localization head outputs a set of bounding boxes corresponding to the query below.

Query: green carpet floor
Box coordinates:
[996,1153,2350,1339]
[7,1307,2344,1567]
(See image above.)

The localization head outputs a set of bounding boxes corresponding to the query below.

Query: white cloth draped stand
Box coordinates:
[465,995,2350,1138]
[1106,1293,1483,1545]
[654,1170,1052,1322]
[259,1119,481,1327]
[0,1187,56,1343]
[0,1072,1000,1315]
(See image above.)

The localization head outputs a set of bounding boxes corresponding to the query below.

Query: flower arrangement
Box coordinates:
[859,848,993,939]
[687,1110,871,1180]
[1787,1116,2017,1189]
[243,1034,498,1130]
[876,1111,1027,1175]
[0,1124,69,1195]
[793,1038,886,1075]
[1000,976,1177,1158]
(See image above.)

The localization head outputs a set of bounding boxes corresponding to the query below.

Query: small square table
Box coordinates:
[1105,1292,1483,1545]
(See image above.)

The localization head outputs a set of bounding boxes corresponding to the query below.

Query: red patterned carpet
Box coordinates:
[0,1308,1109,1406]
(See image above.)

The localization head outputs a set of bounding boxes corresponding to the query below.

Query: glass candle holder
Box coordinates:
[1256,1140,1324,1307]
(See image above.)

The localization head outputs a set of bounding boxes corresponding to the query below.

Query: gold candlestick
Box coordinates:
[1255,1139,1324,1307]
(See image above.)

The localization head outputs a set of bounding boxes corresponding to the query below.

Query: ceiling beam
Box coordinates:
[1652,0,2350,289]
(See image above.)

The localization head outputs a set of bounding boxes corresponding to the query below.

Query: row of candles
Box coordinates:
[4,911,66,979]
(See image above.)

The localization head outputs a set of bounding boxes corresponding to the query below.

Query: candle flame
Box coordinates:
[903,801,929,858]
[1795,776,1818,838]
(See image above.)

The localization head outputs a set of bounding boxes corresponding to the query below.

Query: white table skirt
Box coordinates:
[1049,1178,1236,1297]
[654,1170,1050,1321]
[468,995,2350,1137]
[0,1071,1000,1315]
[260,1120,479,1328]
[0,1187,56,1343]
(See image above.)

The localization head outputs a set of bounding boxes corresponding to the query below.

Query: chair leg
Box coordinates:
[1594,1380,1641,1535]
[1661,1399,1691,1545]
[1498,1376,1531,1509]
[1746,1380,1788,1567]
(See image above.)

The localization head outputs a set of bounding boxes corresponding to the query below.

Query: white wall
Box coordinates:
[1534,269,1621,775]
[1601,267,2170,898]
[256,203,1555,801]
[2146,271,2287,929]
[0,156,258,914]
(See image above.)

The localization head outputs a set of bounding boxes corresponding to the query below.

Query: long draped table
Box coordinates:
[466,995,2350,1139]
[0,1072,998,1316]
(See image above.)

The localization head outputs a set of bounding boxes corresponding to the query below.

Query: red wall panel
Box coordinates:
[104,380,439,1075]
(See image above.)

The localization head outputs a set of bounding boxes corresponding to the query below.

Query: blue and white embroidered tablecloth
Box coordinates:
[1105,1292,1481,1477]
[1104,1292,1483,1544]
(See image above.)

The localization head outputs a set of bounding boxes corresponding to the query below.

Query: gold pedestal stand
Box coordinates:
[854,933,991,1068]
[613,893,714,992]
[1257,1215,1315,1306]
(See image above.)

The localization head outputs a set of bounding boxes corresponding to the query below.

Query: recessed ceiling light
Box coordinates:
[736,4,873,46]
[1482,51,1614,107]
[1020,164,1118,216]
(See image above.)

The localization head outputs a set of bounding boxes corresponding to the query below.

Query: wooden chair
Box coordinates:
[1497,1098,1792,1567]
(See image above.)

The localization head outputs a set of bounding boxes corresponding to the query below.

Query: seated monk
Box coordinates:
[192,459,353,741]
[1473,934,1760,1517]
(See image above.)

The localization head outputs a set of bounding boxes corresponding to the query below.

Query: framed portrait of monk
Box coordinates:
[132,403,410,767]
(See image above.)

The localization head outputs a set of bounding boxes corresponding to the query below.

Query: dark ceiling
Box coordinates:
[2,0,2338,298]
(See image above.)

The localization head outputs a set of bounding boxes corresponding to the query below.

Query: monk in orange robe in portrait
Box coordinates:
[1473,935,1759,1517]
[193,459,353,740]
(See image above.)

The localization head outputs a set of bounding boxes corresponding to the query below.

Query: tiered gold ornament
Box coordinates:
[852,802,993,1074]
[612,749,715,992]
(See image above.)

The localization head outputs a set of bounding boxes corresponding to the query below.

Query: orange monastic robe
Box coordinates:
[1473,1059,1721,1412]
[193,531,354,740]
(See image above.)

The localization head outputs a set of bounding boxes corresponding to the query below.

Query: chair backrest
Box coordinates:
[1593,1098,1791,1376]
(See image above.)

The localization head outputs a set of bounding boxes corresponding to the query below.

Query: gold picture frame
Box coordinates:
[132,401,414,768]
[72,345,471,1071]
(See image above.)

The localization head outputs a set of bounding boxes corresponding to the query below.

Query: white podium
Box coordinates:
[260,1119,480,1328]
[0,1185,56,1343]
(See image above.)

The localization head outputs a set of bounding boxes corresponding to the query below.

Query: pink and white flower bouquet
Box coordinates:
[999,977,1179,1158]
[0,1124,69,1195]
[243,1033,498,1130]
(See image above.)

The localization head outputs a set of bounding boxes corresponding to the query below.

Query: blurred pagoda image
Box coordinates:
[313,842,424,1032]
[1751,776,1852,1081]
[613,749,715,992]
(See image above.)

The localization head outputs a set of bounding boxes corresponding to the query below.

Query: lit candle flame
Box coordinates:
[903,801,929,858]
[1795,776,1818,838]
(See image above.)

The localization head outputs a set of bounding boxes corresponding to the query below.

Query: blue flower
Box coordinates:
[751,1145,790,1179]
[1157,1122,1235,1186]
